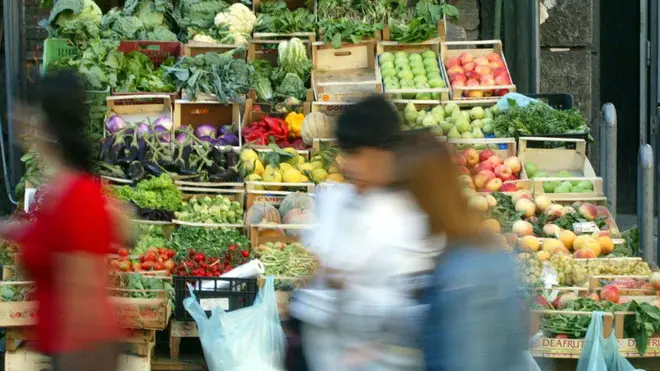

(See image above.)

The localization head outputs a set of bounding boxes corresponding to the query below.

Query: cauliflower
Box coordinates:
[192,34,219,44]
[214,3,257,34]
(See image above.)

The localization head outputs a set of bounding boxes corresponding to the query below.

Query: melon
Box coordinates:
[245,203,281,227]
[301,112,333,146]
[279,192,315,218]
[282,208,316,236]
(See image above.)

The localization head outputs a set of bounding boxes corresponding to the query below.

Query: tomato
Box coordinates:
[141,261,154,270]
[166,250,174,258]
[164,259,175,271]
[241,250,250,258]
[118,261,131,272]
[194,253,206,263]
[199,262,208,269]
[188,250,196,258]
[183,260,195,268]
[158,248,167,255]
[228,245,236,252]
[154,262,165,271]
[145,252,157,262]
[118,248,129,258]
[210,258,219,265]
[132,262,142,272]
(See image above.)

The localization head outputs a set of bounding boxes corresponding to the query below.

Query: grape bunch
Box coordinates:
[580,259,651,276]
[549,253,587,286]
[517,253,543,285]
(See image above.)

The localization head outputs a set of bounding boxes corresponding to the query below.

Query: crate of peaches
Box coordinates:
[440,40,516,100]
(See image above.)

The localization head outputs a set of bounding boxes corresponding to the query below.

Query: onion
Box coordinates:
[194,124,217,139]
[136,122,150,136]
[152,116,173,130]
[105,115,127,133]
[153,125,171,142]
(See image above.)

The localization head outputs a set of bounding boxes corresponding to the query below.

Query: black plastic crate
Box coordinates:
[526,93,573,110]
[173,276,258,321]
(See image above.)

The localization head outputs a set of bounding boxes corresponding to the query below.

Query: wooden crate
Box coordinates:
[248,34,316,67]
[311,40,382,102]
[173,100,241,146]
[169,320,199,360]
[448,137,517,159]
[0,281,37,327]
[241,97,313,149]
[183,42,247,59]
[379,19,447,52]
[377,50,450,102]
[245,181,315,209]
[105,94,173,137]
[110,274,172,330]
[588,275,657,299]
[5,348,151,371]
[172,187,246,229]
[518,137,597,179]
[440,40,516,100]
[310,101,354,127]
[249,223,316,246]
[529,176,604,198]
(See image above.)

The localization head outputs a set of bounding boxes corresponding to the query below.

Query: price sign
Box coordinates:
[572,222,599,234]
[200,298,229,311]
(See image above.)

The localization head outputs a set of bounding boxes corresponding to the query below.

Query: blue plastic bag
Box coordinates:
[576,312,643,371]
[184,276,287,371]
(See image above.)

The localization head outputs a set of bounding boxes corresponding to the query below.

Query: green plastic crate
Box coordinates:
[41,38,77,74]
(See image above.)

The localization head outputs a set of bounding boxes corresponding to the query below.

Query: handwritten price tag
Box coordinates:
[572,222,598,234]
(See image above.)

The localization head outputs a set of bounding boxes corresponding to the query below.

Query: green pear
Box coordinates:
[422,113,438,127]
[444,102,458,115]
[460,111,470,122]
[461,132,474,139]
[431,106,445,121]
[455,118,471,133]
[416,110,427,125]
[543,181,559,193]
[524,163,538,177]
[450,109,462,123]
[472,127,484,138]
[447,126,461,139]
[404,102,417,113]
[440,121,453,132]
[471,119,483,129]
[470,106,485,120]
[404,109,418,124]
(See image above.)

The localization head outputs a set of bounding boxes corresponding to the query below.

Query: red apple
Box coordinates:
[450,73,467,83]
[488,155,503,166]
[470,164,480,175]
[487,52,502,62]
[480,75,495,87]
[474,170,496,189]
[466,78,480,87]
[444,57,460,69]
[475,65,492,75]
[493,67,508,78]
[495,74,511,86]
[601,285,619,304]
[475,161,495,173]
[500,182,517,192]
[494,164,513,180]
[465,71,480,81]
[485,177,503,192]
[458,52,474,65]
[479,149,496,162]
[453,154,467,166]
[447,65,465,76]
[463,148,480,166]
[494,89,509,96]
[503,156,521,174]
[452,80,466,88]
[462,62,475,72]
[489,60,505,70]
[474,56,489,66]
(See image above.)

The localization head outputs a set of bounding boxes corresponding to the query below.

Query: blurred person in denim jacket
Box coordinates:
[399,133,530,371]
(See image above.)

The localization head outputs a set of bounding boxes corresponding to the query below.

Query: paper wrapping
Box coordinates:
[200,259,265,290]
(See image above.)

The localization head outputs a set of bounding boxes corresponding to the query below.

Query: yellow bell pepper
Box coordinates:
[285,112,305,139]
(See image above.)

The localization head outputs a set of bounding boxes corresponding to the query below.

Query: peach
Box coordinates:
[599,236,614,255]
[544,204,565,220]
[519,235,540,252]
[483,218,501,233]
[503,156,522,174]
[475,65,492,75]
[601,285,619,303]
[452,80,466,88]
[467,90,484,98]
[468,195,489,212]
[458,52,474,65]
[479,149,496,163]
[495,74,511,85]
[474,56,489,66]
[444,57,460,69]
[512,190,533,204]
[559,230,576,250]
[447,65,465,76]
[500,183,517,192]
[542,238,564,253]
[578,203,598,221]
[465,71,480,80]
[487,52,502,62]
[542,223,562,237]
[485,177,503,192]
[574,248,596,259]
[466,78,480,87]
[462,62,476,72]
[480,75,495,87]
[515,198,536,218]
[489,60,505,70]
[463,148,480,166]
[511,220,534,237]
[494,164,512,180]
[552,246,571,256]
[474,170,496,189]
[534,195,553,212]
[485,194,498,208]
[595,206,610,218]
[493,67,508,77]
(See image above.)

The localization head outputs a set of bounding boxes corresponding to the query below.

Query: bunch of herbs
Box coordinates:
[255,0,316,33]
[492,100,589,140]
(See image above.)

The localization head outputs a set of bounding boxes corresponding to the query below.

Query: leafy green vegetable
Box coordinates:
[45,0,103,43]
[255,1,316,34]
[113,272,174,308]
[113,174,183,211]
[317,0,405,24]
[174,0,229,38]
[492,100,589,140]
[175,195,244,224]
[170,226,250,259]
[388,1,458,43]
[134,225,170,255]
[254,75,274,101]
[100,0,178,41]
[275,73,307,101]
[319,19,383,48]
[165,51,253,103]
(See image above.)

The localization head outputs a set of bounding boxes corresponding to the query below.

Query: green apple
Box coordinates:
[385,82,400,90]
[399,79,415,88]
[428,78,445,88]
[411,66,426,77]
[397,70,414,80]
[440,121,453,132]
[557,170,573,178]
[427,72,442,81]
[431,92,441,100]
[577,180,594,190]
[413,75,428,85]
[403,92,416,99]
[423,58,438,68]
[444,102,458,115]
[534,171,548,178]
[381,68,396,78]
[395,51,408,59]
[395,63,411,73]
[395,58,410,68]
[417,92,432,101]
[415,81,430,89]
[380,60,394,70]
[380,52,395,63]
[554,184,572,194]
[470,106,485,120]
[524,163,538,177]
[383,75,399,85]
[543,181,559,193]
[408,53,423,63]
[572,185,586,193]
[455,118,471,133]
[422,50,436,59]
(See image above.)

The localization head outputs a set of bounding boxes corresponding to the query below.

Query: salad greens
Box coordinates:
[170,226,250,260]
[44,0,103,43]
[113,174,183,212]
[388,1,458,43]
[492,100,589,139]
[255,0,316,34]
[101,0,177,41]
[319,19,383,48]
[175,195,244,225]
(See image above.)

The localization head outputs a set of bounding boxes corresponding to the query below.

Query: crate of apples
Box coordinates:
[441,41,514,99]
[454,148,523,193]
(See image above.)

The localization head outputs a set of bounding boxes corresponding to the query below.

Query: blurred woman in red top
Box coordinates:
[2,70,126,371]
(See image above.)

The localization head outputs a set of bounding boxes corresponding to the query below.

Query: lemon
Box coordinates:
[298,163,314,172]
[310,168,328,183]
[246,174,264,190]
[326,173,345,183]
[327,165,340,174]
[297,155,306,165]
[254,159,264,176]
[262,167,283,190]
[283,168,303,183]
[310,161,325,170]
[240,149,259,163]
[300,175,310,182]
[283,147,299,165]
[279,163,294,172]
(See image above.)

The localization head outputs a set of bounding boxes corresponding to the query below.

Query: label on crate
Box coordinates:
[531,336,660,358]
[200,298,230,311]
[572,222,599,234]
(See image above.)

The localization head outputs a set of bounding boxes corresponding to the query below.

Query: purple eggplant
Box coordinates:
[153,125,171,142]
[136,122,150,136]
[194,124,217,139]
[105,115,127,133]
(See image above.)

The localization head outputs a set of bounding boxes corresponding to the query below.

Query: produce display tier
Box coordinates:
[173,276,258,322]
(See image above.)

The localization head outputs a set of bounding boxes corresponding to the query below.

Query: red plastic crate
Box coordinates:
[118,41,183,68]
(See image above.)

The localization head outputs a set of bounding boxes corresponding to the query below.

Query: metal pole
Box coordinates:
[641,0,649,144]
[3,0,22,192]
[638,144,655,264]
[600,103,618,218]
[530,0,540,93]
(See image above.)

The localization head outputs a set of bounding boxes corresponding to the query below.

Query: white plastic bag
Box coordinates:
[183,276,287,371]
